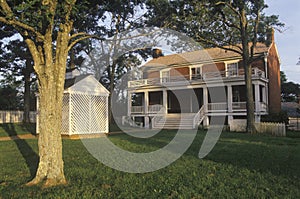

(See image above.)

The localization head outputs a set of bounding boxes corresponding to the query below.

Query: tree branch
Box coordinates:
[67,34,104,52]
[64,0,77,22]
[215,1,241,17]
[0,17,44,40]
[195,33,243,55]
[24,38,42,75]
[0,0,13,17]
[250,8,261,58]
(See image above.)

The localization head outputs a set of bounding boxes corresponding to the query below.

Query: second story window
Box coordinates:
[161,70,170,83]
[226,62,238,77]
[191,66,201,80]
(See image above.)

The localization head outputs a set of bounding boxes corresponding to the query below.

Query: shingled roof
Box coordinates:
[144,43,270,69]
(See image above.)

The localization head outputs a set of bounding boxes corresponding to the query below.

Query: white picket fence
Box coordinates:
[255,122,286,137]
[230,119,286,136]
[288,117,300,131]
[0,111,36,123]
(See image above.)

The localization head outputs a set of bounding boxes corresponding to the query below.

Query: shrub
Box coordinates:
[261,111,289,124]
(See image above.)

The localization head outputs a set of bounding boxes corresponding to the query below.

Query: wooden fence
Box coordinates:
[288,117,300,131]
[0,111,36,123]
[255,122,286,137]
[230,120,286,136]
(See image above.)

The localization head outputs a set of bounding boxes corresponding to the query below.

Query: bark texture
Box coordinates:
[24,21,73,187]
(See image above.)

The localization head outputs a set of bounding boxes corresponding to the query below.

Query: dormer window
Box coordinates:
[160,69,170,83]
[191,66,202,80]
[226,62,239,77]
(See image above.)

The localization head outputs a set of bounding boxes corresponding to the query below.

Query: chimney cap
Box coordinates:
[152,48,163,58]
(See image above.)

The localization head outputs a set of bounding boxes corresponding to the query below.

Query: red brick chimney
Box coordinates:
[152,48,163,58]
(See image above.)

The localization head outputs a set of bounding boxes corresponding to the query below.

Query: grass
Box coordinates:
[0,125,299,198]
[0,123,36,137]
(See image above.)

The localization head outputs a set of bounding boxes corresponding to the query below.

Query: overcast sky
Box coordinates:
[265,0,300,83]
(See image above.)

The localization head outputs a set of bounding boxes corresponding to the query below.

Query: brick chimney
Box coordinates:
[266,28,275,46]
[152,48,163,58]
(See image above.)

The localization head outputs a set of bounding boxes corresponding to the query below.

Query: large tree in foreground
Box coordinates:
[147,0,283,133]
[0,0,102,187]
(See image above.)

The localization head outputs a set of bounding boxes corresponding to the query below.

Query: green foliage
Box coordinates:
[146,0,284,48]
[0,129,299,197]
[0,84,22,110]
[280,71,300,102]
[261,111,289,124]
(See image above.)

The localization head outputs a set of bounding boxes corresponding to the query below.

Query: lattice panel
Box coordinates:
[61,94,70,134]
[69,93,108,135]
[90,95,108,133]
[70,93,90,134]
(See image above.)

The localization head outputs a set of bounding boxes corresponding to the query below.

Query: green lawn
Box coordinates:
[0,123,36,137]
[0,126,299,198]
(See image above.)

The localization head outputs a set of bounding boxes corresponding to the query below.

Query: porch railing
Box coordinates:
[128,67,266,88]
[131,102,267,114]
[149,105,163,113]
[207,103,228,112]
[232,102,247,111]
[131,106,144,114]
[131,105,164,114]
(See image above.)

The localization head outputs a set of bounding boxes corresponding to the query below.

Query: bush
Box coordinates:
[261,111,289,124]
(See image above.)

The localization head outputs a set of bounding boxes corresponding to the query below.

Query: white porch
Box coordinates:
[126,82,268,129]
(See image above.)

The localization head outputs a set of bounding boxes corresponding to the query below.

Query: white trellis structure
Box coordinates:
[37,75,109,135]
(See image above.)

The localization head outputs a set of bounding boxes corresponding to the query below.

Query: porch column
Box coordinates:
[203,87,209,127]
[163,89,168,114]
[144,91,149,128]
[254,84,260,113]
[190,93,193,113]
[262,85,267,103]
[227,85,233,124]
[127,91,132,116]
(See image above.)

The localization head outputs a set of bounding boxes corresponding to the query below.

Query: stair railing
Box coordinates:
[193,105,206,128]
[151,106,166,129]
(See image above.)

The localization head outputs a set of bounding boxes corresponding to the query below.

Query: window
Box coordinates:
[226,62,238,77]
[161,70,170,83]
[191,67,201,80]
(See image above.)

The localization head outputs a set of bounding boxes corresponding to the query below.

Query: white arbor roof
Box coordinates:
[64,75,109,96]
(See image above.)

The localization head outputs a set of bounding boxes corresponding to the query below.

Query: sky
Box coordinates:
[265,0,300,83]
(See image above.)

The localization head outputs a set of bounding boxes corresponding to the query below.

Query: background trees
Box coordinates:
[281,71,300,102]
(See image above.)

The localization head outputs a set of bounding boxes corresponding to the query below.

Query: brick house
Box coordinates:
[125,40,281,129]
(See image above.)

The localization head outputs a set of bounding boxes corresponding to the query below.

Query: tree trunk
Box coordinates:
[23,59,31,123]
[27,77,66,187]
[240,8,256,134]
[244,62,256,134]
[25,27,70,187]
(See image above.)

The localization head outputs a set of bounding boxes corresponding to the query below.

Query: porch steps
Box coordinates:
[153,114,196,129]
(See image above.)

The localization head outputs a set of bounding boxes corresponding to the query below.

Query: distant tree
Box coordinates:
[0,39,36,122]
[281,71,300,102]
[0,77,22,110]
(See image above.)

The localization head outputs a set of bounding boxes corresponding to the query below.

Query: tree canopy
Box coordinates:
[281,71,300,102]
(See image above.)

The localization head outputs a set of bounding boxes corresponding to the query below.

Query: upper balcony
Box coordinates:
[128,67,266,88]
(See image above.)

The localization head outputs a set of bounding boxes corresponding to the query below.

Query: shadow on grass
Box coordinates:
[189,132,300,180]
[2,123,39,178]
[21,123,36,135]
